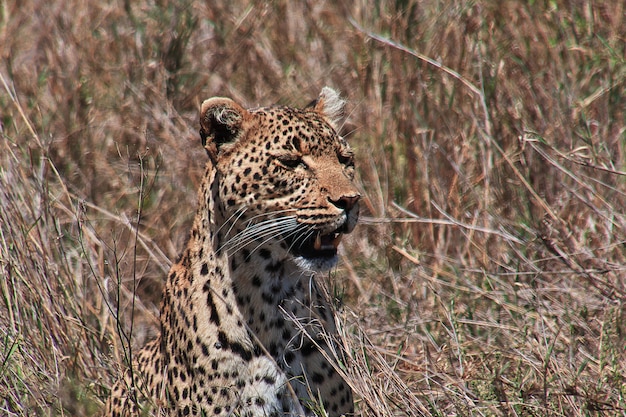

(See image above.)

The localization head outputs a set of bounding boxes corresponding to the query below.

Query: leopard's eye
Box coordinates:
[277,155,305,169]
[338,153,354,168]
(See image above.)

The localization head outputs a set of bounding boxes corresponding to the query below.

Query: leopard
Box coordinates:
[105,87,359,417]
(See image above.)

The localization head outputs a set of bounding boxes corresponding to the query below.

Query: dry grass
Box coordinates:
[1,0,625,415]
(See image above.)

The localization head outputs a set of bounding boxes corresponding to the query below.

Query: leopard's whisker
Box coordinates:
[243,208,298,225]
[228,216,298,246]
[248,221,315,259]
[283,224,316,255]
[227,212,298,245]
[219,209,296,245]
[221,216,299,255]
[217,206,248,241]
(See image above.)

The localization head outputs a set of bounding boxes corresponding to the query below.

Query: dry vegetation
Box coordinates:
[1,0,625,415]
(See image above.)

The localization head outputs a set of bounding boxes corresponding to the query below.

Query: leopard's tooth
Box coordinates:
[332,233,343,249]
[314,233,322,250]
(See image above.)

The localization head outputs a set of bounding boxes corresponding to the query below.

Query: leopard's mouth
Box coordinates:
[285,227,346,260]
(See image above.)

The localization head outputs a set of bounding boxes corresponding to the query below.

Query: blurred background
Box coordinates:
[1,0,624,415]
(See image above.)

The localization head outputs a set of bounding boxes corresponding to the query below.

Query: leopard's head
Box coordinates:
[199,88,359,271]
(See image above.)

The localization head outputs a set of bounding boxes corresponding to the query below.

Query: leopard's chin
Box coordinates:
[295,253,339,272]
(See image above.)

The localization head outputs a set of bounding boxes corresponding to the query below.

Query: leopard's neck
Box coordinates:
[172,168,313,355]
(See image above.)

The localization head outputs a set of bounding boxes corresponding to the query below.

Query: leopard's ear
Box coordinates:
[310,87,346,130]
[200,97,250,163]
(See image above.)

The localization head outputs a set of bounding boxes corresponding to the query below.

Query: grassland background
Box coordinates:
[1,0,624,415]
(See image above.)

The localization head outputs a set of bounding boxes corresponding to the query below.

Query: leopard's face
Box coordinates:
[200,90,359,271]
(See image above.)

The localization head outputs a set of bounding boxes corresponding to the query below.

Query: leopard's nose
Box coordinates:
[329,194,360,212]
